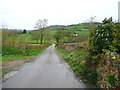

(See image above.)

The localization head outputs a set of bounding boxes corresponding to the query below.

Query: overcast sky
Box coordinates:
[0,0,119,30]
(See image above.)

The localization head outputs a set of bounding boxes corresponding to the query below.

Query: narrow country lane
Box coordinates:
[3,44,88,88]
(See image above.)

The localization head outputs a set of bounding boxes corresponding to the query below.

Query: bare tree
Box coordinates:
[1,22,8,29]
[86,16,96,28]
[87,16,96,23]
[34,19,48,44]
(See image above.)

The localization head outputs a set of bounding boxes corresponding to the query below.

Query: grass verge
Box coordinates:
[56,43,97,85]
[56,46,88,78]
[2,45,49,77]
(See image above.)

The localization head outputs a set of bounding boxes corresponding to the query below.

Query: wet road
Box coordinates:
[3,44,87,88]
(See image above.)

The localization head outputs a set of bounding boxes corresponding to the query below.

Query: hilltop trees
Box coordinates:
[33,19,48,44]
[23,29,27,34]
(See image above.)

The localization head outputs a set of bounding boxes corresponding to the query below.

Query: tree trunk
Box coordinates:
[56,38,59,43]
[37,39,38,44]
[40,34,43,44]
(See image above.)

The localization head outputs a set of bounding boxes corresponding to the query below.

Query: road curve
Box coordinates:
[3,44,87,88]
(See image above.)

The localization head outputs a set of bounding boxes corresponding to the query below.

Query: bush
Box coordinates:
[89,17,115,53]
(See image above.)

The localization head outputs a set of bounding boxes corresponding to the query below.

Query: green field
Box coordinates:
[2,45,48,62]
[17,24,89,44]
[64,24,89,34]
[64,24,84,30]
[64,29,89,34]
[65,24,88,34]
[49,30,58,35]
[19,30,57,44]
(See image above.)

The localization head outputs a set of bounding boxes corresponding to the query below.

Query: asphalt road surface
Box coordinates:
[3,44,88,88]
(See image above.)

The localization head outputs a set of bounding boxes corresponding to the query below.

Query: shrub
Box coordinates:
[89,17,115,53]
